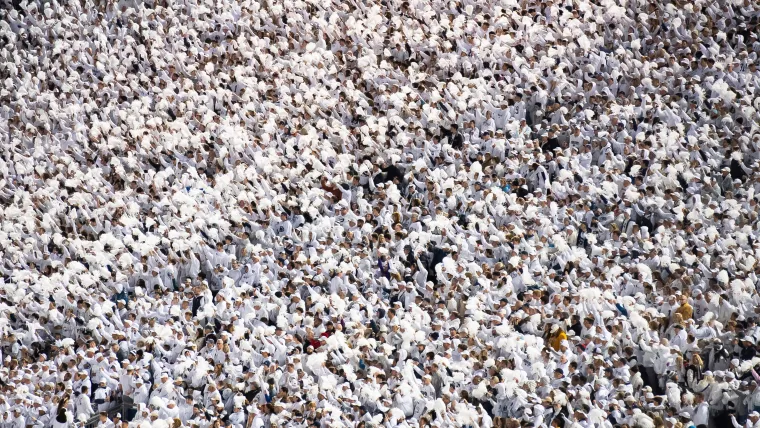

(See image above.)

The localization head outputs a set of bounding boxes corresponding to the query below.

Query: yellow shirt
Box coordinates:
[549,331,568,351]
[675,303,693,320]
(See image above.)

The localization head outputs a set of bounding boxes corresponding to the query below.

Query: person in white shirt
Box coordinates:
[274,213,293,238]
[133,379,150,406]
[95,412,115,428]
[75,386,94,421]
[691,393,710,427]
[732,411,760,428]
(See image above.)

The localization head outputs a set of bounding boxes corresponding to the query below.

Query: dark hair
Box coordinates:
[56,408,68,423]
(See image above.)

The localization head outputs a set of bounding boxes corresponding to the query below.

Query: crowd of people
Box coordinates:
[1,0,760,426]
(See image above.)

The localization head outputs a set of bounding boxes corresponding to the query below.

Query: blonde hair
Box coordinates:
[692,354,703,366]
